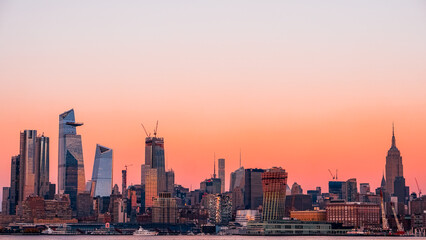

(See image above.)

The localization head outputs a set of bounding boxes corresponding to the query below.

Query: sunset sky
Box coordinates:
[1,1,426,198]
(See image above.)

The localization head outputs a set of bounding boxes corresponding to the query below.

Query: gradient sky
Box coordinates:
[1,1,426,198]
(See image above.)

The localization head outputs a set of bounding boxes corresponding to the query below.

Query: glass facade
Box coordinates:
[19,130,37,201]
[35,135,49,198]
[218,158,225,193]
[91,144,113,197]
[141,164,157,208]
[58,109,86,212]
[262,167,288,221]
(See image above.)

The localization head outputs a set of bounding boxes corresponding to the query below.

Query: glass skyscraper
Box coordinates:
[19,130,37,201]
[144,137,166,193]
[262,167,288,221]
[58,109,86,211]
[90,144,113,197]
[35,135,49,198]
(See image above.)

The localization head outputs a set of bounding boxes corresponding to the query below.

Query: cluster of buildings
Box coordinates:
[0,110,425,235]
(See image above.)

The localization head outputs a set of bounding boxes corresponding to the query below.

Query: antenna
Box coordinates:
[140,124,150,137]
[213,153,216,178]
[239,149,242,168]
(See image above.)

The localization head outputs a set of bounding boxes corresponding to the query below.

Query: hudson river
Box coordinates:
[0,236,425,240]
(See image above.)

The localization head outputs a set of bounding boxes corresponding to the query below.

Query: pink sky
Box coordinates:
[0,1,426,196]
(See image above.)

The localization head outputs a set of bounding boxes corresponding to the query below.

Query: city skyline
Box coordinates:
[1,1,426,200]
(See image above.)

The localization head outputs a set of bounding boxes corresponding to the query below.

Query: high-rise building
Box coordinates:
[230,167,245,211]
[144,136,166,193]
[343,178,358,202]
[152,192,177,224]
[385,124,403,195]
[90,144,113,197]
[218,158,225,193]
[360,183,370,195]
[244,168,264,210]
[2,187,10,215]
[58,109,86,212]
[19,130,37,201]
[166,169,175,194]
[35,135,49,198]
[291,182,303,195]
[9,155,20,215]
[200,178,221,194]
[262,167,288,221]
[394,176,407,204]
[329,181,344,199]
[122,169,127,198]
[141,164,157,209]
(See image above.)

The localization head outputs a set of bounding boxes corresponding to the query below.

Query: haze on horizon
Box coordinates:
[0,1,426,197]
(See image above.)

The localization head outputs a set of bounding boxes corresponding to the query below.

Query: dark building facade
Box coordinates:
[385,125,403,195]
[244,168,265,210]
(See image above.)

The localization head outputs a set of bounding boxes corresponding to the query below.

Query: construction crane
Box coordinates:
[390,202,404,235]
[415,178,422,197]
[380,190,389,231]
[141,124,151,137]
[153,120,159,137]
[328,169,336,180]
[124,164,133,171]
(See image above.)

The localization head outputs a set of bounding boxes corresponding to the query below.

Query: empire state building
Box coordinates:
[385,124,403,195]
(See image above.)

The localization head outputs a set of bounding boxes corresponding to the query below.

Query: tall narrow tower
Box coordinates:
[385,124,403,195]
[218,158,225,193]
[90,144,113,197]
[58,109,86,211]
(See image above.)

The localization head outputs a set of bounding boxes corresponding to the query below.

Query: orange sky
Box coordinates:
[0,1,426,196]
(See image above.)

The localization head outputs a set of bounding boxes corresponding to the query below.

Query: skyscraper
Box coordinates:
[35,135,49,198]
[141,164,157,209]
[9,155,20,215]
[19,130,37,201]
[244,168,264,210]
[58,109,86,211]
[262,167,288,221]
[385,124,403,195]
[144,136,166,193]
[166,169,175,194]
[90,144,113,197]
[218,158,225,193]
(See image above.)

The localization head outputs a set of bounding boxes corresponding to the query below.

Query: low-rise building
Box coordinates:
[290,210,326,222]
[326,202,380,229]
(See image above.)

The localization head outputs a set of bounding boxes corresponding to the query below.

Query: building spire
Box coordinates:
[213,152,216,178]
[392,122,396,147]
[239,148,242,168]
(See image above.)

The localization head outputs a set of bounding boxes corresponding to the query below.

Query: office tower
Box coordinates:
[385,124,403,195]
[2,187,10,215]
[360,183,370,195]
[19,130,37,201]
[141,164,157,208]
[262,167,288,221]
[291,182,303,195]
[152,192,177,224]
[230,167,245,211]
[328,181,344,199]
[244,168,265,210]
[58,109,86,211]
[342,178,358,202]
[166,169,175,193]
[122,169,127,198]
[35,135,49,198]
[394,176,407,204]
[90,144,113,197]
[200,178,221,194]
[9,155,20,215]
[218,158,225,193]
[144,136,166,193]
